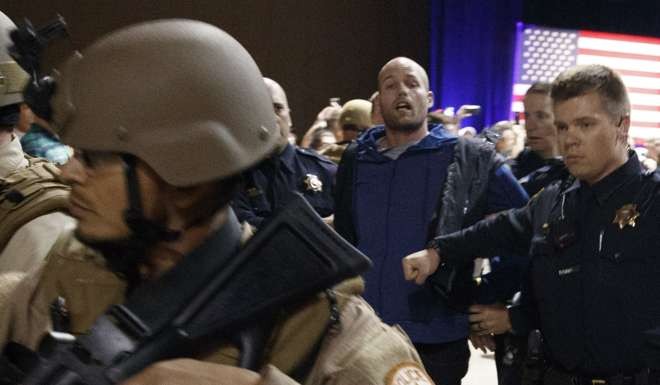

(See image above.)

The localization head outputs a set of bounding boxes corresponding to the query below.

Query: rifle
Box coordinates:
[10,192,371,384]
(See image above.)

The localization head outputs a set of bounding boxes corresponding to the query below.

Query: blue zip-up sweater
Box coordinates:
[347,124,527,343]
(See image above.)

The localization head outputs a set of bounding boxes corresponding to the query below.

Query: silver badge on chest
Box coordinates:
[303,173,323,192]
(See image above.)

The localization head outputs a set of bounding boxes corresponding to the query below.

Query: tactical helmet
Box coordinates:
[0,12,29,108]
[51,19,278,187]
[340,99,372,130]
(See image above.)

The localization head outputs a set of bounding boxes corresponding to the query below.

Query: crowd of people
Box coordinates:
[0,9,658,385]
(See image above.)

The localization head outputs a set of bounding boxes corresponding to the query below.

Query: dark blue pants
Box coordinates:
[414,339,470,385]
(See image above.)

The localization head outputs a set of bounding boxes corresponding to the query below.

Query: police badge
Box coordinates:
[613,203,640,230]
[303,173,323,192]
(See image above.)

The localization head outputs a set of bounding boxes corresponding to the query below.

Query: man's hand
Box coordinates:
[402,248,441,285]
[468,304,512,336]
[120,359,261,385]
[469,333,495,354]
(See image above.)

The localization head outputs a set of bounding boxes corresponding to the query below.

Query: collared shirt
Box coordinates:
[436,153,660,374]
[20,123,72,165]
[232,144,337,229]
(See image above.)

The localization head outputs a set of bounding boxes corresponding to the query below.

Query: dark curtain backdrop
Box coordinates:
[524,0,660,38]
[429,0,523,130]
[0,0,429,140]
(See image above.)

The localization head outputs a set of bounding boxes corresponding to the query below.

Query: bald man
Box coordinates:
[334,57,528,385]
[232,78,337,230]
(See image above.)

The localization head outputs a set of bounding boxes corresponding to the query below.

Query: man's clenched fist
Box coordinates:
[402,248,442,285]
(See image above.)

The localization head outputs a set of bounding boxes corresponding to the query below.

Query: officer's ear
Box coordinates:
[615,114,630,146]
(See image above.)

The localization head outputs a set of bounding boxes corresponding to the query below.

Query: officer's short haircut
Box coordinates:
[551,64,630,120]
[525,82,552,97]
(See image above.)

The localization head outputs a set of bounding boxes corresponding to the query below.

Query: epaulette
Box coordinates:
[528,175,570,207]
[636,169,660,216]
[295,147,336,165]
[530,187,545,202]
[319,143,348,164]
[643,168,660,181]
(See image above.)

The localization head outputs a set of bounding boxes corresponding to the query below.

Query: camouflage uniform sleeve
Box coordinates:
[0,231,80,350]
[258,296,433,385]
[303,296,433,385]
[0,272,27,347]
[0,262,52,350]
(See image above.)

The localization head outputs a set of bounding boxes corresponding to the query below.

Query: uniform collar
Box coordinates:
[274,143,296,173]
[0,135,29,178]
[582,151,641,205]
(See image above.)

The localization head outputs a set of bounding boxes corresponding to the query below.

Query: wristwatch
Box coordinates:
[425,237,447,269]
[426,237,441,252]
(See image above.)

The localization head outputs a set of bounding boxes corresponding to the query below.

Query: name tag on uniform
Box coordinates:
[557,265,580,276]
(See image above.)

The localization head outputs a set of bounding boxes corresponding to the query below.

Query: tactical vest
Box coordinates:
[0,157,70,251]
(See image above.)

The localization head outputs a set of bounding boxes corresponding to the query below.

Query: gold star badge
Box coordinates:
[303,173,323,193]
[613,203,640,229]
[246,187,262,198]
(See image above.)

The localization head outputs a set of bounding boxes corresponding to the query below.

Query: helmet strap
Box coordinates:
[74,155,181,292]
[121,154,181,243]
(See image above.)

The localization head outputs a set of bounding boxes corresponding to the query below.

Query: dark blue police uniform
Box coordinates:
[431,152,660,383]
[232,143,337,229]
[482,158,568,385]
[517,158,569,197]
[510,148,547,180]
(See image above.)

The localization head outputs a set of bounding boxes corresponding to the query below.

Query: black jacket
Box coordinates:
[433,154,660,374]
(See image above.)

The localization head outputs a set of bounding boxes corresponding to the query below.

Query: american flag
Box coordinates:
[512,23,660,140]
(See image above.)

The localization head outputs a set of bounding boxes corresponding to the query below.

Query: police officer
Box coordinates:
[471,82,568,385]
[511,82,567,196]
[0,19,432,385]
[403,64,660,385]
[232,78,337,230]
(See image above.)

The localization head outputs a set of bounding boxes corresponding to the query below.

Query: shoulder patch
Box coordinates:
[385,362,434,385]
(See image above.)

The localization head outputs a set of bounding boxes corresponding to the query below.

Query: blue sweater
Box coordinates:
[352,124,527,343]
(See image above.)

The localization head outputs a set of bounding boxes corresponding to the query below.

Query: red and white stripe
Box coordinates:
[577,30,660,139]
